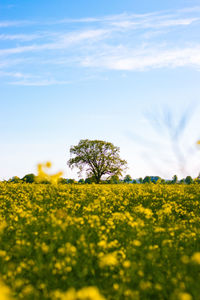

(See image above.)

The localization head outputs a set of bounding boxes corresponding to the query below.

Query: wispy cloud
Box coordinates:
[81,45,200,71]
[10,79,71,86]
[0,33,45,41]
[0,6,200,85]
[0,20,35,28]
[110,17,198,29]
[0,29,109,56]
[0,71,31,78]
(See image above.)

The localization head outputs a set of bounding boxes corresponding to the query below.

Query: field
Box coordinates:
[0,183,200,300]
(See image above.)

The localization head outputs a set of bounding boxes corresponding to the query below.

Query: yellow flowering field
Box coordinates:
[0,183,200,300]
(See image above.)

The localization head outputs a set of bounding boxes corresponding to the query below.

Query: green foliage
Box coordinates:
[67,179,77,184]
[123,174,132,183]
[107,175,121,184]
[143,176,151,183]
[78,179,85,184]
[85,176,96,184]
[22,173,35,183]
[68,139,127,183]
[185,176,193,185]
[10,176,21,183]
[58,178,68,184]
[172,175,178,184]
[138,177,143,183]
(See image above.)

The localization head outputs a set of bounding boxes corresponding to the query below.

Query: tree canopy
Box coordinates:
[68,139,127,183]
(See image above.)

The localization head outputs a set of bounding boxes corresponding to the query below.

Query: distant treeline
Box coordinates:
[2,174,199,185]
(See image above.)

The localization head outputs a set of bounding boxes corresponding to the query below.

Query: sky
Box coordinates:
[1,0,200,180]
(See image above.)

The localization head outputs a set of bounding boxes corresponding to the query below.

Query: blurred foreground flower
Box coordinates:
[0,281,12,300]
[53,286,105,300]
[191,252,200,264]
[36,161,63,184]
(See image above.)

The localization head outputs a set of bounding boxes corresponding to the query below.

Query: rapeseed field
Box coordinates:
[0,183,200,299]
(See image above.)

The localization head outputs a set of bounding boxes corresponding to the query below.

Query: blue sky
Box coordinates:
[1,0,200,180]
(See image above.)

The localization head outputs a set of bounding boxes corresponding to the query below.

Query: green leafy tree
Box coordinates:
[58,178,68,184]
[67,179,76,184]
[22,173,35,183]
[85,178,92,184]
[10,176,21,183]
[194,172,200,184]
[172,175,178,184]
[108,175,121,184]
[185,176,193,184]
[124,174,132,183]
[68,139,127,184]
[85,176,96,184]
[78,179,85,184]
[143,176,151,183]
[138,177,143,184]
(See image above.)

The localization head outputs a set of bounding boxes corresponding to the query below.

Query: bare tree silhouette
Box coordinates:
[127,103,199,178]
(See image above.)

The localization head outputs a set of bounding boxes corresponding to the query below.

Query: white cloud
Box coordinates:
[0,6,200,84]
[0,71,31,78]
[0,29,109,56]
[10,79,71,86]
[0,20,34,28]
[0,33,44,41]
[178,6,200,13]
[81,46,200,71]
[110,15,199,30]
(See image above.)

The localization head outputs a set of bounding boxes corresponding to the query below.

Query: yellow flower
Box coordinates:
[41,243,49,253]
[178,292,193,300]
[191,252,200,264]
[46,161,52,168]
[139,280,152,290]
[36,162,63,184]
[53,287,105,300]
[0,250,6,257]
[123,260,131,268]
[133,240,141,247]
[0,281,12,300]
[0,220,6,232]
[113,283,119,290]
[99,253,118,268]
[76,286,105,300]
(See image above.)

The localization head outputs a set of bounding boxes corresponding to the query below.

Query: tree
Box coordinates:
[10,176,21,183]
[138,177,143,184]
[108,175,120,184]
[172,175,178,184]
[143,176,151,183]
[58,178,68,184]
[67,179,77,184]
[22,173,35,183]
[124,174,132,183]
[78,179,85,184]
[85,177,95,184]
[68,139,127,184]
[185,176,193,184]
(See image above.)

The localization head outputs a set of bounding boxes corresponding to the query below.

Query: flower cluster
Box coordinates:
[0,183,200,299]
